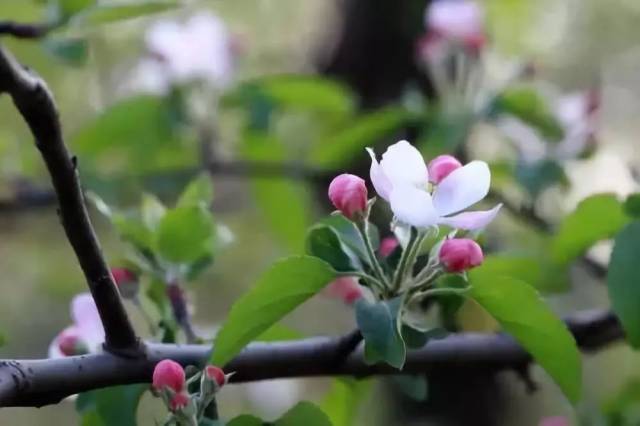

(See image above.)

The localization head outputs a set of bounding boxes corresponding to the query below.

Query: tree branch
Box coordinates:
[0,45,140,354]
[0,21,53,39]
[0,309,622,407]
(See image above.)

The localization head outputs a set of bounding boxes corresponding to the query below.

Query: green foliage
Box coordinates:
[256,323,304,342]
[0,331,5,347]
[492,86,564,141]
[320,215,379,267]
[275,401,332,426]
[311,107,410,169]
[259,75,355,117]
[623,193,640,218]
[70,1,179,27]
[42,37,89,66]
[177,174,214,208]
[320,379,371,426]
[211,256,336,366]
[469,270,581,402]
[76,384,147,426]
[551,194,628,265]
[156,205,215,264]
[355,297,406,369]
[608,221,640,348]
[515,159,567,197]
[392,375,428,402]
[242,133,312,252]
[306,225,360,272]
[57,0,96,17]
[226,415,264,426]
[73,95,192,176]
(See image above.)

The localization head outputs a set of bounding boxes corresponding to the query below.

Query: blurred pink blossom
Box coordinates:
[48,293,104,358]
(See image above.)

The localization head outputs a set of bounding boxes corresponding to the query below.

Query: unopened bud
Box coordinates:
[57,329,89,356]
[153,359,185,394]
[111,267,139,299]
[169,392,190,413]
[328,174,368,220]
[200,365,229,398]
[428,155,462,184]
[379,236,400,258]
[323,277,364,305]
[205,365,226,388]
[439,238,483,273]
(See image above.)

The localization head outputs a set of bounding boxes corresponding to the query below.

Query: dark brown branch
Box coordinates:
[0,45,140,354]
[0,21,53,39]
[0,309,622,407]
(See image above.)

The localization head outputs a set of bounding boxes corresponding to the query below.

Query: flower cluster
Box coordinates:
[152,359,229,424]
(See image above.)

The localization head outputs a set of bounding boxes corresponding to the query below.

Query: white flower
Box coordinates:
[48,293,105,358]
[425,0,484,42]
[245,379,302,421]
[132,12,234,93]
[367,140,501,229]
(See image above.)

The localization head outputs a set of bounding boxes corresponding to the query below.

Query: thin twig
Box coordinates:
[0,45,141,355]
[0,21,53,39]
[0,309,622,407]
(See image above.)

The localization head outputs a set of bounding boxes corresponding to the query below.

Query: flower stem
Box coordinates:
[356,219,390,289]
[413,286,470,300]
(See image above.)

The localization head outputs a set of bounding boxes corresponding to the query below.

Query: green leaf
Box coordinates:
[275,401,332,426]
[320,215,379,266]
[71,1,178,27]
[355,297,406,369]
[515,159,567,197]
[311,107,410,168]
[306,225,359,272]
[401,326,448,349]
[468,271,581,402]
[257,323,304,342]
[212,256,336,366]
[42,37,89,66]
[73,95,192,175]
[177,174,214,208]
[493,86,564,141]
[320,379,371,426]
[227,415,264,426]
[608,221,640,347]
[155,205,215,264]
[260,75,354,117]
[623,193,640,218]
[58,0,96,17]
[392,375,428,401]
[141,193,166,230]
[243,133,312,252]
[76,384,147,426]
[551,194,628,265]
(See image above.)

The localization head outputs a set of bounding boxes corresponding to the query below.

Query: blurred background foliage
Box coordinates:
[2,0,640,425]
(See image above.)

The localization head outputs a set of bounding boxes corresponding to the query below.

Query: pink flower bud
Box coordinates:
[379,236,399,258]
[428,155,462,184]
[205,365,227,388]
[439,238,484,272]
[426,0,484,44]
[328,174,368,220]
[169,392,190,412]
[323,277,364,305]
[153,360,185,394]
[111,267,139,299]
[57,329,89,356]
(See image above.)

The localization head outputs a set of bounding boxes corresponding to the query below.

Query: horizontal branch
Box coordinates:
[0,45,140,354]
[0,21,52,39]
[0,309,622,407]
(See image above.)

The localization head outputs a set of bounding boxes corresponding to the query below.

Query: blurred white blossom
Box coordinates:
[244,379,302,421]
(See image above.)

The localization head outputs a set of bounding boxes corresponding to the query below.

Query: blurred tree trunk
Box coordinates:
[319,1,509,425]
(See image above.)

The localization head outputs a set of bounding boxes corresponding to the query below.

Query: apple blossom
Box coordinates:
[439,238,484,272]
[328,173,368,220]
[48,293,105,358]
[425,0,485,49]
[204,365,227,389]
[367,140,501,229]
[168,392,190,412]
[428,155,462,184]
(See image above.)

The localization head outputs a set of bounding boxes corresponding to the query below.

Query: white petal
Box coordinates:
[366,148,393,201]
[379,140,428,187]
[432,161,490,216]
[439,204,502,230]
[71,293,105,349]
[390,185,439,228]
